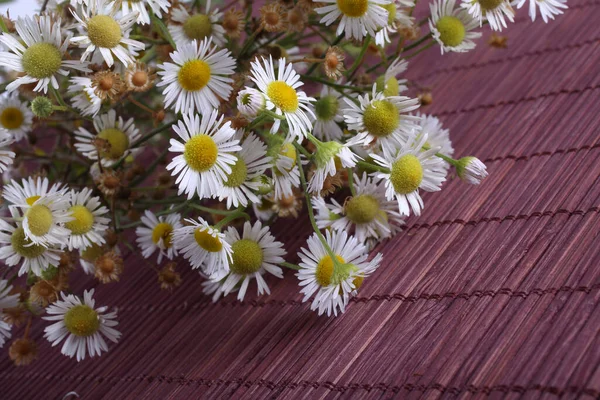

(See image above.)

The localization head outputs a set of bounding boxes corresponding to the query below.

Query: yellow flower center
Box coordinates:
[315,95,339,121]
[10,227,46,259]
[383,3,397,24]
[478,0,504,11]
[230,239,263,275]
[65,205,95,235]
[353,275,365,290]
[362,100,400,137]
[194,228,223,252]
[183,14,213,41]
[98,128,129,160]
[26,196,41,206]
[266,81,299,113]
[336,0,369,17]
[21,42,62,79]
[178,60,211,92]
[184,134,218,172]
[81,243,104,262]
[224,158,248,188]
[375,76,400,97]
[64,304,99,337]
[390,154,423,194]
[151,222,173,248]
[344,194,380,224]
[87,15,122,48]
[315,254,345,286]
[26,204,53,236]
[436,16,466,47]
[0,107,24,130]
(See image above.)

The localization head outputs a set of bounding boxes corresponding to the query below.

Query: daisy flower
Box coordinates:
[371,132,447,216]
[74,109,141,167]
[43,289,121,362]
[0,94,33,142]
[315,0,391,41]
[0,215,62,277]
[344,84,421,150]
[237,87,266,119]
[253,197,276,222]
[173,217,232,276]
[135,210,183,264]
[157,38,236,114]
[375,58,408,97]
[3,178,71,248]
[266,136,301,200]
[314,173,405,243]
[70,0,145,67]
[312,85,344,142]
[169,2,226,47]
[513,0,567,22]
[121,0,171,25]
[0,15,90,94]
[249,56,315,143]
[430,0,482,54]
[375,0,415,47]
[0,132,15,173]
[68,77,103,117]
[416,113,454,169]
[0,280,20,348]
[210,221,286,302]
[167,110,241,200]
[65,188,111,251]
[296,230,382,317]
[124,62,156,93]
[218,133,271,208]
[456,156,488,184]
[461,0,515,31]
[308,136,362,194]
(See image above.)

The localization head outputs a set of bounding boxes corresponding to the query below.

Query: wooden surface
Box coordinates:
[2,2,600,399]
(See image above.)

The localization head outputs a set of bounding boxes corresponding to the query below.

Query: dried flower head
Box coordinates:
[272,190,303,218]
[96,170,122,197]
[488,33,508,48]
[223,8,245,39]
[125,62,156,92]
[30,280,58,306]
[260,3,288,32]
[398,22,420,41]
[324,46,345,80]
[3,305,27,327]
[287,6,307,32]
[319,170,344,196]
[91,71,125,101]
[419,91,433,106]
[9,338,37,367]
[94,251,124,283]
[158,262,182,291]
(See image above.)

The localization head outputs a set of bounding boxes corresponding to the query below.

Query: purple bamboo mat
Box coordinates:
[2,2,600,399]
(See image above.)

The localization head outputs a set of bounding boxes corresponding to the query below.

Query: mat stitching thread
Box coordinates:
[483,143,600,164]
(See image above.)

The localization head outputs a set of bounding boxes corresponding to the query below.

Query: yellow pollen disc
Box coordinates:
[64,304,100,337]
[478,0,504,11]
[183,14,213,41]
[21,42,62,79]
[383,3,397,24]
[10,227,46,258]
[315,254,345,286]
[87,15,122,48]
[26,195,41,206]
[98,128,129,160]
[390,154,423,194]
[266,81,299,113]
[224,158,248,188]
[184,134,218,172]
[230,239,263,275]
[152,223,173,248]
[178,59,211,92]
[26,204,53,237]
[81,243,104,262]
[362,100,400,137]
[352,275,365,290]
[65,205,95,235]
[194,228,223,252]
[436,16,466,47]
[344,195,380,224]
[0,107,24,130]
[336,0,369,17]
[375,76,400,97]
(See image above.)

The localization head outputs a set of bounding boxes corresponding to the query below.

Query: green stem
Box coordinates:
[357,161,389,173]
[347,168,356,196]
[214,209,250,229]
[405,40,435,59]
[401,33,432,53]
[131,121,175,148]
[281,262,301,271]
[435,152,459,167]
[188,203,246,216]
[347,36,371,81]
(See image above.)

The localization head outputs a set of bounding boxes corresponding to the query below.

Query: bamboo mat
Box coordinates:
[2,2,600,399]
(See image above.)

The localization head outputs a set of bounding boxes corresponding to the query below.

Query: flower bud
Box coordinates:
[30,96,54,118]
[456,157,488,185]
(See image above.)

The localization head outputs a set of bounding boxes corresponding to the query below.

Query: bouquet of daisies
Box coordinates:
[0,0,565,364]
